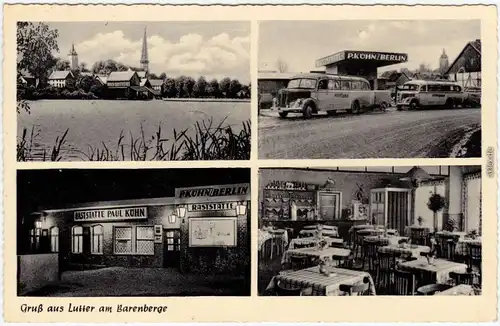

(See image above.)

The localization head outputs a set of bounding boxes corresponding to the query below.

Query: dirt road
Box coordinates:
[258,108,481,159]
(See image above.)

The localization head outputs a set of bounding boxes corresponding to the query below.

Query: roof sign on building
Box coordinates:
[74,207,147,222]
[316,50,408,67]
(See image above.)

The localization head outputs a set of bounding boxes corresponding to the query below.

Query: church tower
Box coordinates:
[140,26,149,73]
[439,48,449,75]
[68,43,79,70]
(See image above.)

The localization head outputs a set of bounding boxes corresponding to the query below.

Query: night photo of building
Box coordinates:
[17,168,251,297]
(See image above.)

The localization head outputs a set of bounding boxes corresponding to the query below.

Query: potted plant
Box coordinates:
[427,193,446,232]
[467,229,478,239]
[317,256,332,275]
[417,216,424,226]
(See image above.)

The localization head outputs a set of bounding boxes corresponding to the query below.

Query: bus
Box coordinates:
[274,73,391,118]
[396,80,466,110]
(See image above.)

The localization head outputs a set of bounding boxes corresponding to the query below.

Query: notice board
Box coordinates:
[188,217,237,247]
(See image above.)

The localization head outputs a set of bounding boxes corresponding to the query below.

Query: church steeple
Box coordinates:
[140,26,149,73]
[439,48,449,74]
[68,42,79,70]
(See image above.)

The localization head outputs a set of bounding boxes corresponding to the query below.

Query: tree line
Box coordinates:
[17,22,250,101]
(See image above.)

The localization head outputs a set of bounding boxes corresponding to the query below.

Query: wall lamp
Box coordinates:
[237,201,247,216]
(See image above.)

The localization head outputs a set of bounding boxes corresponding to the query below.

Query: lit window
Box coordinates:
[136,226,154,255]
[114,226,132,254]
[50,227,59,252]
[72,226,83,254]
[91,225,104,254]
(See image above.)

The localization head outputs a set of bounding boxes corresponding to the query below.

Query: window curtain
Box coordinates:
[463,173,482,234]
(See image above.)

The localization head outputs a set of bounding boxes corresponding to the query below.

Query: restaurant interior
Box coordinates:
[258,166,482,296]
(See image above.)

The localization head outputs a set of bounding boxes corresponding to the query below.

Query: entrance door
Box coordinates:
[163,229,180,268]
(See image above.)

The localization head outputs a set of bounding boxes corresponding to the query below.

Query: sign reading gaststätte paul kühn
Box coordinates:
[74,207,147,222]
[178,185,249,198]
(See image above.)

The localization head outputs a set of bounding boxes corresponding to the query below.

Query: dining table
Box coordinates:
[378,244,431,258]
[288,237,344,250]
[281,246,351,265]
[364,235,409,246]
[455,237,482,256]
[266,266,376,296]
[397,258,468,284]
[299,229,339,238]
[258,228,288,251]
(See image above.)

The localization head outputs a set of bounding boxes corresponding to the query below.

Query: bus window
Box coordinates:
[351,80,361,90]
[318,79,328,90]
[428,84,440,92]
[328,79,336,90]
[341,81,350,90]
[334,80,341,90]
[420,85,427,92]
[361,82,370,90]
[454,85,462,92]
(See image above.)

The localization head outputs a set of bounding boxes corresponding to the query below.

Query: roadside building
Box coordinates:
[315,50,408,90]
[446,39,481,88]
[19,183,250,274]
[149,79,163,93]
[258,71,296,110]
[19,72,39,88]
[48,71,75,88]
[377,70,411,90]
[105,70,142,99]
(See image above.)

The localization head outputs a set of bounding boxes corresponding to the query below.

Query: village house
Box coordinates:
[446,39,481,88]
[48,70,75,88]
[105,70,142,99]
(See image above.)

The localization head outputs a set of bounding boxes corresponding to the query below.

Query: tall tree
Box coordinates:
[17,22,59,84]
[183,77,196,98]
[208,78,220,98]
[174,76,187,98]
[229,79,242,98]
[159,73,167,81]
[79,62,90,73]
[55,58,70,71]
[193,76,208,98]
[219,77,231,98]
[76,74,96,93]
[162,77,176,98]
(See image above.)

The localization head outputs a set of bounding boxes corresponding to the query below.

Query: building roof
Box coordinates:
[289,72,370,82]
[258,71,297,80]
[140,78,149,87]
[48,70,74,80]
[149,79,163,87]
[446,39,481,75]
[80,72,94,77]
[107,70,137,82]
[137,71,147,78]
[96,75,108,84]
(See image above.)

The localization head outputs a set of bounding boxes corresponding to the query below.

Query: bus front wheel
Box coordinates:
[303,104,313,119]
[351,101,361,114]
[278,112,288,118]
[409,100,419,110]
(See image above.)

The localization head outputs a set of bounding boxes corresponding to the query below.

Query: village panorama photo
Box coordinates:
[17,21,251,161]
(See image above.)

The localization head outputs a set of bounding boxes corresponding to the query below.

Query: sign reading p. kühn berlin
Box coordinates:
[74,207,147,222]
[177,183,250,199]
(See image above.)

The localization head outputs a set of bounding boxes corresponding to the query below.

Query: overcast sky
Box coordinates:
[259,20,480,73]
[47,21,250,83]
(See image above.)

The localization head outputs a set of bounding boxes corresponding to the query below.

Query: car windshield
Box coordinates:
[287,78,317,89]
[400,84,420,91]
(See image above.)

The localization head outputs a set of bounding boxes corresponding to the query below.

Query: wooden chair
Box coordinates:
[334,254,355,269]
[376,251,401,291]
[449,270,474,286]
[410,228,429,246]
[339,277,371,296]
[353,230,366,259]
[270,237,287,259]
[361,239,379,273]
[274,280,308,296]
[391,270,416,295]
[467,243,482,285]
[259,238,274,262]
[416,283,453,296]
[290,256,309,270]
